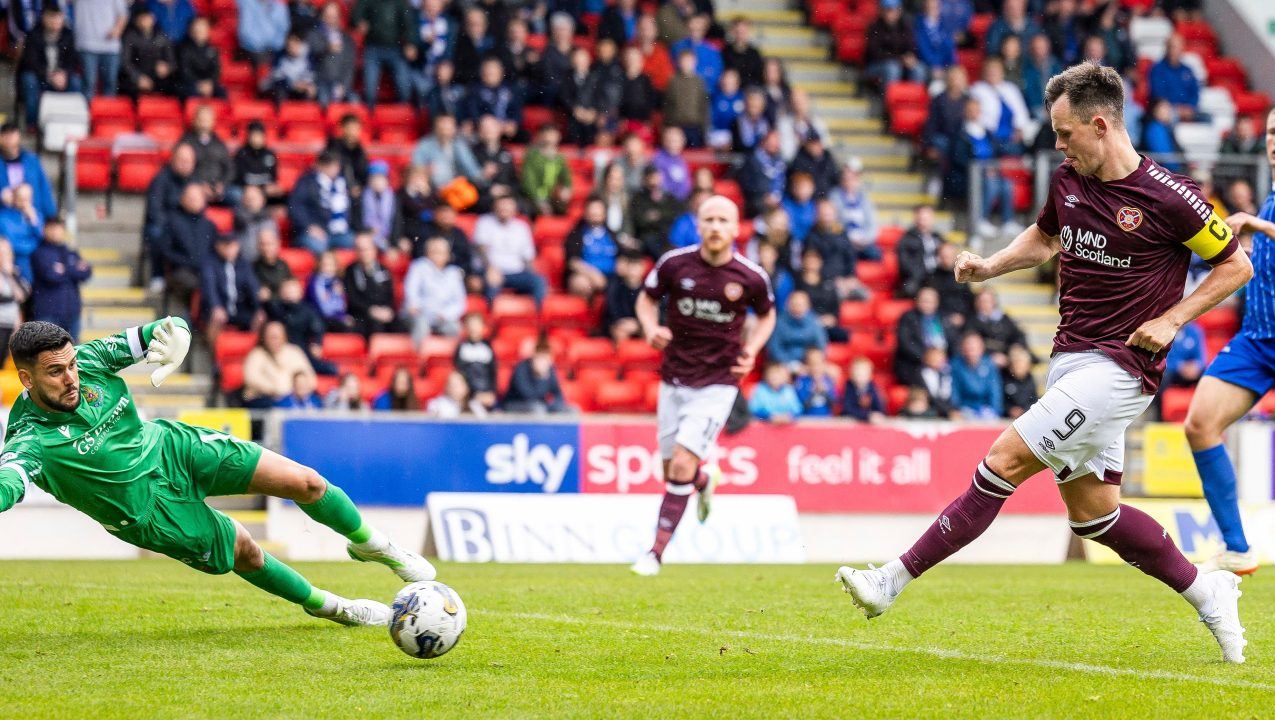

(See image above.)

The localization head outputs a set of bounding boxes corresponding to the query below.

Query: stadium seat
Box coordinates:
[541,293,590,329]
[368,333,417,368]
[322,333,368,364]
[616,339,661,372]
[490,335,526,364]
[90,96,134,122]
[835,35,866,65]
[890,106,928,139]
[1233,91,1270,117]
[594,380,646,413]
[886,385,910,415]
[278,100,323,124]
[823,342,853,369]
[137,96,181,122]
[219,362,245,393]
[839,300,876,333]
[567,337,617,371]
[856,261,895,292]
[184,98,229,124]
[1160,387,1194,423]
[464,294,490,321]
[874,298,914,330]
[418,335,459,370]
[214,331,258,365]
[810,0,841,29]
[206,206,234,235]
[115,150,163,192]
[279,248,316,282]
[561,379,594,412]
[575,365,619,387]
[325,102,370,127]
[491,295,539,329]
[884,82,927,110]
[90,116,135,141]
[1196,307,1239,337]
[138,118,184,144]
[532,215,575,247]
[75,145,112,191]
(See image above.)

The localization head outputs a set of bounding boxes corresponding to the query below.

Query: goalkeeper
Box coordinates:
[0,318,434,627]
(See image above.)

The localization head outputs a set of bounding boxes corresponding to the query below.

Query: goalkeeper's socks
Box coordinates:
[235,552,324,608]
[299,480,371,541]
[349,528,391,555]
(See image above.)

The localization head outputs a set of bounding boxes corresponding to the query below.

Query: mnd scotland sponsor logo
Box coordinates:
[1059,225,1131,268]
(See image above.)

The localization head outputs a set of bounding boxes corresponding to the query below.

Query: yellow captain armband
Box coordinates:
[1183,211,1235,262]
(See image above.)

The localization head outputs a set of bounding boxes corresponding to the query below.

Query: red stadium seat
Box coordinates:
[884,82,927,110]
[90,116,136,141]
[532,215,575,247]
[874,298,914,329]
[968,13,995,43]
[824,342,853,369]
[278,100,323,124]
[1233,91,1270,117]
[856,261,896,292]
[616,339,661,372]
[279,248,317,282]
[206,206,234,235]
[137,96,181,122]
[890,107,928,139]
[491,294,539,329]
[115,150,163,192]
[215,331,258,365]
[418,335,459,370]
[876,225,904,252]
[567,337,616,370]
[1205,57,1246,86]
[594,380,646,413]
[368,333,417,368]
[541,293,590,329]
[219,362,245,393]
[1196,307,1239,337]
[464,294,489,321]
[90,96,134,122]
[810,0,842,29]
[76,146,112,191]
[325,102,370,128]
[886,385,910,416]
[836,35,866,65]
[839,300,875,333]
[322,333,368,364]
[139,118,185,144]
[561,380,594,412]
[491,334,529,364]
[1160,387,1194,423]
[575,365,618,387]
[184,98,230,124]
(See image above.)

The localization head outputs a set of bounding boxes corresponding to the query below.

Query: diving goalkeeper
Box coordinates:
[0,318,434,627]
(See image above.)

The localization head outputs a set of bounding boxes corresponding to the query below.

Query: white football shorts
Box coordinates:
[657,382,739,460]
[1012,351,1153,485]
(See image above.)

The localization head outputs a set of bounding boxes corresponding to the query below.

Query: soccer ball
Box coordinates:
[389,581,468,659]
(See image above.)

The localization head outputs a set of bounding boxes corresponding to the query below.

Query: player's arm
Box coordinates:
[1128,212,1253,352]
[733,307,777,379]
[635,291,672,350]
[0,446,41,514]
[77,316,192,382]
[954,224,1060,283]
[1225,212,1275,239]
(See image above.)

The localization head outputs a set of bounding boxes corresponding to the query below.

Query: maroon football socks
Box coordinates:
[1070,504,1198,592]
[900,462,1016,578]
[649,471,710,561]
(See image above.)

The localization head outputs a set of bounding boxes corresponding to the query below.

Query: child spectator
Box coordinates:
[455,313,498,411]
[782,172,818,243]
[276,371,324,410]
[325,372,370,411]
[843,357,886,422]
[796,347,841,417]
[653,127,693,202]
[918,345,956,418]
[503,342,569,414]
[375,367,420,411]
[360,161,397,251]
[564,198,618,299]
[427,371,488,419]
[731,87,772,154]
[749,362,803,423]
[267,33,319,102]
[898,386,939,419]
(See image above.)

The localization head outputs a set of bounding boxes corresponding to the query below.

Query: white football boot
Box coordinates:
[1198,549,1258,576]
[1196,570,1247,664]
[305,597,393,627]
[630,551,661,576]
[347,540,437,582]
[696,464,722,524]
[835,565,899,619]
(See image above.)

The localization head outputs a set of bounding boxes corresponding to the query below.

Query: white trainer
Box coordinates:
[306,597,392,627]
[347,541,437,582]
[836,565,899,619]
[696,464,722,524]
[1198,549,1259,576]
[1197,570,1247,664]
[630,551,661,576]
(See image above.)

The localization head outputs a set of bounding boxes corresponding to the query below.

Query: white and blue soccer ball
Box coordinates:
[389,581,467,659]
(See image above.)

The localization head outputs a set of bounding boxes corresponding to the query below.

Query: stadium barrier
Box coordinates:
[1084,499,1275,566]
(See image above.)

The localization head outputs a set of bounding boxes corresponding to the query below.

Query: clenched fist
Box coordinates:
[954,251,990,283]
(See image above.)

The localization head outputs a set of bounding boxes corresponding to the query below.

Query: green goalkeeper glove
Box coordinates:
[146,317,191,387]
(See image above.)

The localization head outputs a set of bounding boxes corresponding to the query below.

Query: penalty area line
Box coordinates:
[487,611,1274,692]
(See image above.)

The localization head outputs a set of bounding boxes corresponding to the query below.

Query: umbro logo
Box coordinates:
[939,515,952,534]
[1064,195,1079,208]
[56,426,70,438]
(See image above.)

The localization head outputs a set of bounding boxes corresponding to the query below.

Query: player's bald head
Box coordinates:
[1045,61,1125,128]
[697,195,740,222]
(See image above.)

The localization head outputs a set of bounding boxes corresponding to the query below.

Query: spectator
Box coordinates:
[536,13,578,105]
[612,132,650,197]
[352,0,415,105]
[923,65,970,165]
[74,0,129,99]
[411,114,482,190]
[664,50,710,149]
[750,206,794,266]
[563,198,618,298]
[585,39,626,143]
[306,250,353,332]
[471,115,519,213]
[1224,178,1258,216]
[1087,1,1135,73]
[761,58,792,119]
[829,161,880,261]
[425,60,466,120]
[0,184,44,282]
[782,173,818,243]
[149,0,196,43]
[769,290,828,366]
[952,97,1017,237]
[421,203,477,284]
[1022,34,1061,119]
[403,236,466,342]
[427,371,487,418]
[1149,34,1201,122]
[599,0,640,46]
[232,122,283,202]
[731,87,772,154]
[325,372,370,410]
[843,356,887,422]
[289,151,355,253]
[668,189,711,250]
[160,184,218,313]
[521,125,574,217]
[928,242,976,321]
[634,14,674,93]
[1165,322,1206,388]
[451,7,495,86]
[30,218,91,341]
[252,228,292,302]
[999,36,1025,90]
[940,0,973,44]
[326,114,370,198]
[656,0,695,46]
[308,0,356,106]
[967,288,1029,367]
[604,251,647,342]
[790,132,839,200]
[276,371,324,410]
[242,321,315,408]
[778,89,830,162]
[708,68,745,150]
[1217,117,1264,190]
[671,14,723,90]
[18,5,81,129]
[201,234,264,350]
[895,286,958,385]
[0,238,29,366]
[374,367,420,411]
[951,332,1002,420]
[756,240,794,308]
[344,233,400,337]
[740,131,787,217]
[984,0,1039,55]
[265,277,334,374]
[969,56,1031,153]
[653,126,693,202]
[177,16,222,99]
[796,346,841,418]
[723,17,764,89]
[465,57,524,141]
[1001,344,1038,419]
[898,386,939,419]
[1139,98,1185,173]
[143,144,196,289]
[266,32,318,102]
[793,247,846,343]
[496,19,537,99]
[360,161,396,250]
[749,362,803,423]
[179,104,233,200]
[237,0,290,71]
[560,46,602,146]
[896,204,943,298]
[630,165,685,258]
[120,7,176,98]
[455,313,498,411]
[392,165,438,257]
[596,163,633,242]
[0,125,53,223]
[619,46,661,138]
[475,194,547,306]
[865,0,923,88]
[917,345,956,417]
[503,342,569,414]
[805,201,869,303]
[914,0,957,74]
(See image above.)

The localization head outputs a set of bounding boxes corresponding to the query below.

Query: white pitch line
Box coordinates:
[486,611,1275,692]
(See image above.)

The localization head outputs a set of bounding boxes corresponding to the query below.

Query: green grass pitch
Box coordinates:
[0,560,1271,719]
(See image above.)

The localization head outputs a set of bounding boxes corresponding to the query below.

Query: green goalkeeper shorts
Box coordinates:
[112,419,264,575]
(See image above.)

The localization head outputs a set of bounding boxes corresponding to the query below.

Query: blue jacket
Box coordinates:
[1022,56,1061,116]
[711,90,744,132]
[768,310,828,364]
[795,372,840,417]
[162,209,217,273]
[1166,322,1205,382]
[30,241,91,321]
[0,149,57,220]
[276,392,322,409]
[985,18,1040,55]
[201,253,261,320]
[1141,119,1183,171]
[670,38,723,91]
[237,0,290,53]
[952,355,1003,417]
[842,380,885,421]
[669,212,699,249]
[782,198,817,243]
[0,207,42,282]
[148,0,196,43]
[1149,59,1199,110]
[749,383,803,420]
[287,170,345,239]
[914,16,956,69]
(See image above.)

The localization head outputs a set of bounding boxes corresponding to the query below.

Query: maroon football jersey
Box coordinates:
[643,246,775,388]
[1035,156,1239,393]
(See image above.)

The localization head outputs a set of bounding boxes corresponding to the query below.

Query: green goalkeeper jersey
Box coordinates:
[0,318,190,530]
